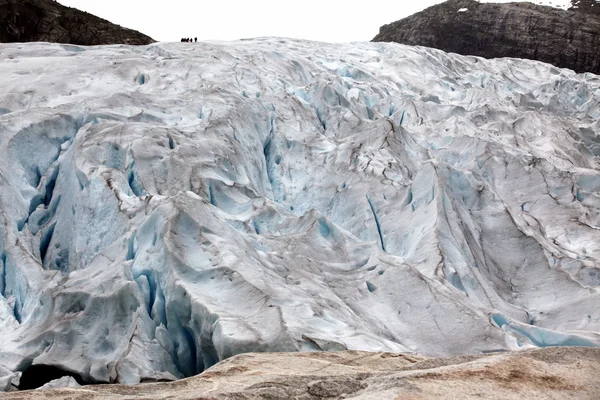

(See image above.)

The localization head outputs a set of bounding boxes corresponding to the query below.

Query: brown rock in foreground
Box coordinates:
[2,347,599,399]
[0,0,154,45]
[372,0,600,75]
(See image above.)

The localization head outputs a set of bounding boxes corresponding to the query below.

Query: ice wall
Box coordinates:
[0,38,599,388]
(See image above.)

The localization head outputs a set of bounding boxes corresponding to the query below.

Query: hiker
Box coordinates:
[194,37,197,42]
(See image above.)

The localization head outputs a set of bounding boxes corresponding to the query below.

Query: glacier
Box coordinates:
[0,38,600,389]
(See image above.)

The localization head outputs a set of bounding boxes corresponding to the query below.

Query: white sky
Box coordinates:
[58,0,571,43]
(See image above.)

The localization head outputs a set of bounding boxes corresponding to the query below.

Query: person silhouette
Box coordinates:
[194,37,197,42]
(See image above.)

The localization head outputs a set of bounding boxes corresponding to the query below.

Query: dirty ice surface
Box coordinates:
[1,38,600,389]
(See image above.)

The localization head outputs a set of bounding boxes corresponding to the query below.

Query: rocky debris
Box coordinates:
[0,0,154,45]
[1,348,599,399]
[373,0,600,75]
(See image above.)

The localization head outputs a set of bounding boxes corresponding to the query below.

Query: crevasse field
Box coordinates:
[1,38,600,388]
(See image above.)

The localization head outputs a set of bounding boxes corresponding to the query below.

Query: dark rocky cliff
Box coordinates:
[570,0,600,15]
[0,0,154,45]
[373,0,600,75]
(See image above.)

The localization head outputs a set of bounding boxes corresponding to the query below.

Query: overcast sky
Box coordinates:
[58,0,571,43]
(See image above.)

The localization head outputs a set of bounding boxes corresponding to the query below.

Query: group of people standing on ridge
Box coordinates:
[181,38,197,43]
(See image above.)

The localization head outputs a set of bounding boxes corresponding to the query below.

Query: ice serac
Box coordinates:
[0,39,600,389]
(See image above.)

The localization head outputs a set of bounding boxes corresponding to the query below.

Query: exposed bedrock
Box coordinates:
[373,0,600,75]
[0,0,154,45]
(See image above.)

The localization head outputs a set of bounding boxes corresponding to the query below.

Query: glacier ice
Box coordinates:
[0,38,600,389]
[36,376,80,390]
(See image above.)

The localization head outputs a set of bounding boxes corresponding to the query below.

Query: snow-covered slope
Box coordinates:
[1,39,600,389]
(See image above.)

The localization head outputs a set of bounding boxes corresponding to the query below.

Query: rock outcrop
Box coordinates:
[373,0,600,75]
[0,0,154,45]
[570,0,600,15]
[1,348,599,399]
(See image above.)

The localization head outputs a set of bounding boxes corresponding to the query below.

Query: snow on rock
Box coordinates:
[478,0,571,9]
[0,38,599,389]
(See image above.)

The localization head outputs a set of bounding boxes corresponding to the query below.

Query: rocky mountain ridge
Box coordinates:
[373,0,600,75]
[0,0,154,45]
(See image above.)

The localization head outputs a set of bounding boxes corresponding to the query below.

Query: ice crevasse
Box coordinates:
[0,38,600,388]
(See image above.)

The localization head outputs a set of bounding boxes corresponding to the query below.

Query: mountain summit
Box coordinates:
[0,0,154,45]
[373,0,600,75]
